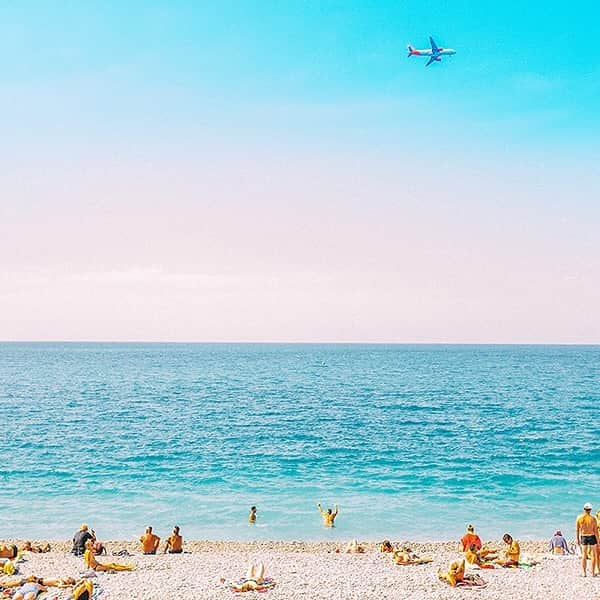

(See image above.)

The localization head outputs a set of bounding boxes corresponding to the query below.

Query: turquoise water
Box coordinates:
[1,343,598,542]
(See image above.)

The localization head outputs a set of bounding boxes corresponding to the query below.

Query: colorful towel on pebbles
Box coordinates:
[228,578,276,593]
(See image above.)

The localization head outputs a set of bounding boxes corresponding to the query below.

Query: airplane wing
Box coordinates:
[425,56,436,67]
[429,37,439,53]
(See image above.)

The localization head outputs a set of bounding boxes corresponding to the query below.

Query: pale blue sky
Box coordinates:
[1,1,599,341]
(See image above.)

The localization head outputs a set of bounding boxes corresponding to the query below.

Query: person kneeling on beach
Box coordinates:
[140,526,161,555]
[549,530,571,555]
[84,540,134,572]
[164,525,183,554]
[495,533,520,567]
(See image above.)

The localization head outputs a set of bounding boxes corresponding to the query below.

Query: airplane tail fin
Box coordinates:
[407,44,414,56]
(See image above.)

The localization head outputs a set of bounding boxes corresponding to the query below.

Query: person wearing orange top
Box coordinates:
[317,503,338,527]
[576,502,598,577]
[140,526,161,555]
[164,526,183,554]
[459,524,482,552]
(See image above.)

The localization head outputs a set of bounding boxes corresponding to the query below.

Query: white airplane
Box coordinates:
[407,36,456,66]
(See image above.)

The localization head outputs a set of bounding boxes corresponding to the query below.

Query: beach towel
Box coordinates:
[228,578,276,593]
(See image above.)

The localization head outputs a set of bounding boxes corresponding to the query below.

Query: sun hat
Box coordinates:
[584,502,592,510]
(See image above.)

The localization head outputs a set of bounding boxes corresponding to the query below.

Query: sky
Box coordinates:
[1,0,599,342]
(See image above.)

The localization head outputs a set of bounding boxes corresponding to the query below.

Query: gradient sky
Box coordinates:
[1,1,599,342]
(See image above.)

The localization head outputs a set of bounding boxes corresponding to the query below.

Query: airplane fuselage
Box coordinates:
[409,48,456,57]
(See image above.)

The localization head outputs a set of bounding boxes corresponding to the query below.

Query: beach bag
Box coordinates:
[72,579,93,600]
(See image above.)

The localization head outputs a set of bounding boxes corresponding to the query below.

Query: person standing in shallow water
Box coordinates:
[317,503,338,527]
[248,506,257,524]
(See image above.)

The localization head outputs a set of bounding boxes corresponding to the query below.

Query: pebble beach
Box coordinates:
[2,539,596,599]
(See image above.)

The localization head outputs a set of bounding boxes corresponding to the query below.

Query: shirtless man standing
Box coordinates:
[576,502,598,577]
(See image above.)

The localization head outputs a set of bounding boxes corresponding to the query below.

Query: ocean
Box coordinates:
[1,343,598,542]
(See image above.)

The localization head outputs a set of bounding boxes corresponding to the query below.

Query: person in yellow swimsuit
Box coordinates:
[576,502,598,577]
[140,526,161,555]
[495,533,520,567]
[164,526,183,554]
[317,503,338,527]
[438,559,465,586]
[84,540,134,572]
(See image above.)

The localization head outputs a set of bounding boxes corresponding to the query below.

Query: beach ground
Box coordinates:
[2,540,597,599]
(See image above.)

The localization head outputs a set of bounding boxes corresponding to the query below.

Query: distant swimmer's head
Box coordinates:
[502,533,512,544]
[584,502,592,512]
[250,506,257,512]
[81,523,88,531]
[466,524,474,532]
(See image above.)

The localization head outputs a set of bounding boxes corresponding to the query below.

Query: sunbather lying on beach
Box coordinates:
[336,540,365,554]
[22,542,51,554]
[438,559,487,588]
[393,547,432,565]
[379,540,394,553]
[221,563,276,592]
[84,540,134,572]
[438,559,465,586]
[0,544,18,559]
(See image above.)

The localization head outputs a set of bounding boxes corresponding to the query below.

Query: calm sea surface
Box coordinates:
[1,343,598,542]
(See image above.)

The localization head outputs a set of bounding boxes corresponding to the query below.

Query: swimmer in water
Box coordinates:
[248,506,257,524]
[317,503,338,527]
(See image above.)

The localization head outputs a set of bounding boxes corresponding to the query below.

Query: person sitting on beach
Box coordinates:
[140,526,161,555]
[221,563,274,592]
[438,559,465,586]
[465,543,497,567]
[393,546,432,565]
[495,533,520,567]
[549,530,571,555]
[72,524,94,556]
[84,540,134,572]
[380,540,394,553]
[0,544,18,559]
[576,502,598,577]
[460,524,482,552]
[317,503,338,527]
[22,542,51,554]
[248,506,257,524]
[164,525,183,554]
